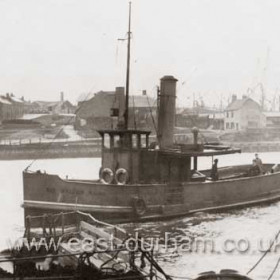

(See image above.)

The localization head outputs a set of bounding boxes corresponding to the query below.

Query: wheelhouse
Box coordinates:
[98,129,241,185]
[98,129,151,184]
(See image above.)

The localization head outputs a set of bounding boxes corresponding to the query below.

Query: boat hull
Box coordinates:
[23,164,280,223]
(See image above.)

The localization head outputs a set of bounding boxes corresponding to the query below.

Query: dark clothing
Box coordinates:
[255,158,264,174]
[210,163,219,181]
[248,165,261,177]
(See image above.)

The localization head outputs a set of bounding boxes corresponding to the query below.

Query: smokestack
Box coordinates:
[60,92,64,102]
[232,94,237,102]
[158,75,178,149]
[115,87,125,128]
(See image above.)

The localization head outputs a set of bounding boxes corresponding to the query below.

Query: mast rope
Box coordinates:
[132,95,137,129]
[247,228,280,275]
[267,255,280,280]
[165,275,193,280]
[146,92,158,138]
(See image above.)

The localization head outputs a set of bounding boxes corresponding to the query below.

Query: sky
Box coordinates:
[0,0,280,108]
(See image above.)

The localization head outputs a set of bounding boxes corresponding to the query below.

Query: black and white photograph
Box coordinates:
[0,1,280,279]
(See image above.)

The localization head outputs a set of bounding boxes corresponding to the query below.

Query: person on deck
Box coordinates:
[210,159,219,181]
[248,159,261,176]
[255,153,264,174]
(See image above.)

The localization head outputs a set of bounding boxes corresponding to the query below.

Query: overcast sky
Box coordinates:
[0,0,280,107]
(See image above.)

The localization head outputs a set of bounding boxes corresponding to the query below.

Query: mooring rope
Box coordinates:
[76,210,127,234]
[247,229,280,275]
[267,255,280,280]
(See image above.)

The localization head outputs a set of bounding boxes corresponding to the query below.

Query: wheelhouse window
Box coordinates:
[123,133,131,148]
[140,134,148,148]
[104,133,111,149]
[132,134,138,149]
[113,135,121,148]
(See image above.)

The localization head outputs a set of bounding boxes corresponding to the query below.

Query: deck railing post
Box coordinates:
[42,214,47,236]
[52,214,56,238]
[26,215,31,241]
[76,212,80,232]
[61,212,65,235]
[48,214,53,236]
[13,259,16,280]
[150,249,154,280]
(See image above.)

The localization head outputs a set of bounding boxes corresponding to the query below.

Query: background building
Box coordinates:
[0,93,25,123]
[224,95,265,131]
[176,106,224,130]
[76,88,156,131]
[31,92,76,114]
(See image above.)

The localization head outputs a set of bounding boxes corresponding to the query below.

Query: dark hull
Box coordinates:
[23,164,280,224]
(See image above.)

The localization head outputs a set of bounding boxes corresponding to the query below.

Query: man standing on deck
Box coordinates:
[210,159,219,181]
[255,153,264,174]
[248,159,261,176]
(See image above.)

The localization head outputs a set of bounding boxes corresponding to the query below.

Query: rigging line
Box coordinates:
[247,229,280,275]
[175,95,211,142]
[115,39,120,65]
[166,274,193,280]
[24,87,97,171]
[267,255,280,280]
[146,94,158,137]
[132,95,137,130]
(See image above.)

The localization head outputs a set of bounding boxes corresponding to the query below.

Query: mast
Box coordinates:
[124,2,132,130]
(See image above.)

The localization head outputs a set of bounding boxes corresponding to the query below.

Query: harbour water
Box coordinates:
[1,152,280,279]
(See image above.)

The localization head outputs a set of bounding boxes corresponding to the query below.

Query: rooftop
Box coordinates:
[0,96,11,105]
[225,97,259,111]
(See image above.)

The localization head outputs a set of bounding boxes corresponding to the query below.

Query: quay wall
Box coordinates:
[1,140,280,160]
[0,141,101,160]
[222,141,280,153]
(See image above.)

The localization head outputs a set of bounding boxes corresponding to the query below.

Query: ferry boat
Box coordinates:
[22,3,280,224]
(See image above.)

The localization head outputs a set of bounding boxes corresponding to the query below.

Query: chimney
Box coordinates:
[157,75,178,149]
[142,90,147,96]
[242,94,247,100]
[115,87,125,127]
[60,91,64,102]
[232,94,237,102]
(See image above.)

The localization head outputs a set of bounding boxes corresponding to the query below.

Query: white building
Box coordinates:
[224,95,265,131]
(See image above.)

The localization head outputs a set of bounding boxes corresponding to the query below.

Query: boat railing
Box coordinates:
[24,211,78,241]
[7,212,172,280]
[24,211,128,242]
[76,210,127,239]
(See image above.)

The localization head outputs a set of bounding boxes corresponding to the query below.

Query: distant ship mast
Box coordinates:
[124,2,132,130]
